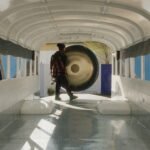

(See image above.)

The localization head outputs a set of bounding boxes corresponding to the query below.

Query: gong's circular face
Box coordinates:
[66,51,94,86]
[65,45,99,91]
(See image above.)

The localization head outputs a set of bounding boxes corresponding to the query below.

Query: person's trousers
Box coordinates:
[55,75,73,97]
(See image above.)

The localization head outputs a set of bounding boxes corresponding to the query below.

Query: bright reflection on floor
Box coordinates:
[54,109,63,116]
[30,128,50,149]
[38,119,56,134]
[21,141,31,150]
[21,119,56,150]
[49,109,63,119]
[111,120,125,135]
[49,114,60,120]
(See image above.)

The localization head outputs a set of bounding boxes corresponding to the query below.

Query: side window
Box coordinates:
[10,56,16,79]
[144,54,150,80]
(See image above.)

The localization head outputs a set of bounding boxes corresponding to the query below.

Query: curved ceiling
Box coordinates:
[0,0,149,51]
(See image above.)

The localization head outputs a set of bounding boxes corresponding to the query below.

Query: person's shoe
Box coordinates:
[55,96,61,101]
[70,95,78,101]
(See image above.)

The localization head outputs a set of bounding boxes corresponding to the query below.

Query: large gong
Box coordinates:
[65,45,99,91]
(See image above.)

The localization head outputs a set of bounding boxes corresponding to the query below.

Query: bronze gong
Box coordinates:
[65,45,99,91]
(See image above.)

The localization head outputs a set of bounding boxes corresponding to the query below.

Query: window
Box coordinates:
[134,56,141,79]
[144,54,150,80]
[10,56,16,79]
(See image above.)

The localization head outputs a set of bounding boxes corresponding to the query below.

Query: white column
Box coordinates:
[37,52,39,75]
[24,58,27,77]
[112,53,116,75]
[125,58,129,77]
[130,57,135,78]
[6,55,10,79]
[30,59,32,76]
[141,55,145,80]
[119,58,122,76]
[34,53,36,75]
[20,58,24,77]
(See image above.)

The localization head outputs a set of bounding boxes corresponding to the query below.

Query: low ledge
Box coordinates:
[97,100,131,115]
[21,99,55,115]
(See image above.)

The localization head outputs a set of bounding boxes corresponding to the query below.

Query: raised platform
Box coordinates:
[21,94,130,115]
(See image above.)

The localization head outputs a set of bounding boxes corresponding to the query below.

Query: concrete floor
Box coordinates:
[0,95,150,150]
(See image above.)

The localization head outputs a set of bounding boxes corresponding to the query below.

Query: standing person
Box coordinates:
[50,43,77,101]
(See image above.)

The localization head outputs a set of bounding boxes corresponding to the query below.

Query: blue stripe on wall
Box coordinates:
[10,56,16,78]
[145,54,150,80]
[135,56,141,79]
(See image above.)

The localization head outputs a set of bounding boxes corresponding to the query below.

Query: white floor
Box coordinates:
[0,94,150,150]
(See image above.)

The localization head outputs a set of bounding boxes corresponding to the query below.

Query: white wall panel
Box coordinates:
[113,75,150,114]
[0,76,39,114]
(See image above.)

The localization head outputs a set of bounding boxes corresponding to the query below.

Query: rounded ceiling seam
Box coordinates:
[31,34,119,51]
[26,29,122,50]
[5,11,144,41]
[23,25,128,47]
[15,19,134,43]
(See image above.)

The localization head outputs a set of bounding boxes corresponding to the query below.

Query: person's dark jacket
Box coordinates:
[50,51,67,77]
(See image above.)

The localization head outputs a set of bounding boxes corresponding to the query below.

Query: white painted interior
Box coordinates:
[0,0,149,51]
[97,100,130,115]
[40,63,51,97]
[40,51,54,97]
[113,75,150,114]
[0,76,39,114]
[0,0,149,116]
